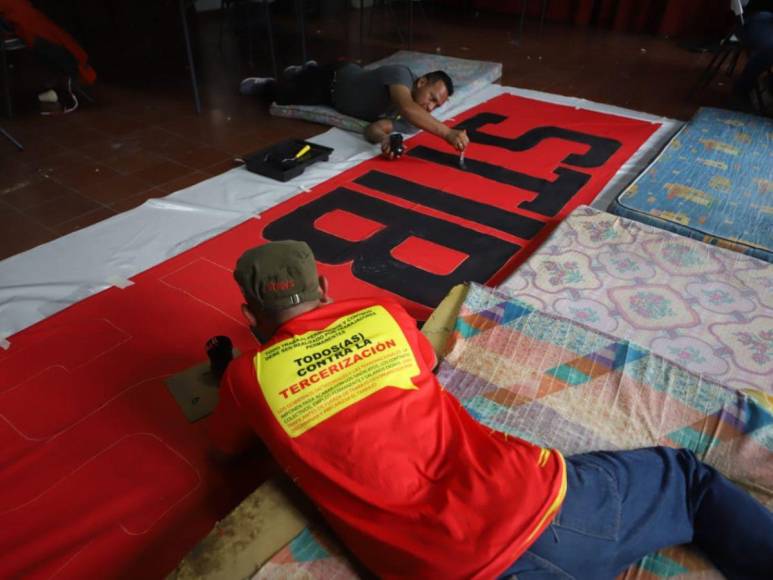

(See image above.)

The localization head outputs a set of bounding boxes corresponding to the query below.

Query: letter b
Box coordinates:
[263,188,520,306]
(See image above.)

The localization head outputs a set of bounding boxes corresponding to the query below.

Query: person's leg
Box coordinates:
[281,59,318,81]
[683,450,773,578]
[501,448,773,579]
[239,61,320,99]
[502,449,685,579]
[273,63,338,106]
[239,76,276,99]
[736,12,773,94]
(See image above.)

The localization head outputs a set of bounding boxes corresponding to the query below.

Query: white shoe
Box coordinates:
[240,77,275,97]
[39,77,79,116]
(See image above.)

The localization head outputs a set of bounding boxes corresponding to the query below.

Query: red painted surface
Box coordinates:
[0,94,658,579]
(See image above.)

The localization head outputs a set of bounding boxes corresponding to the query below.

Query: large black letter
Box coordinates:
[408,146,590,217]
[454,113,622,168]
[264,188,520,306]
[354,171,545,240]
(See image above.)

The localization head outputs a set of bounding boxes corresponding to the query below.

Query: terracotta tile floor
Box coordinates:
[0,6,734,262]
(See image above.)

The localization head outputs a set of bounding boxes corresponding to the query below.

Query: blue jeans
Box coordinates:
[736,11,773,92]
[501,447,773,579]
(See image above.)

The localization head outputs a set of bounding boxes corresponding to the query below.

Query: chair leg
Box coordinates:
[517,0,527,44]
[409,0,413,48]
[72,81,95,104]
[416,0,432,43]
[1,39,12,118]
[359,0,365,61]
[539,0,548,34]
[712,50,733,81]
[178,0,202,114]
[726,46,743,77]
[752,70,769,113]
[264,1,278,78]
[295,0,306,65]
[0,125,22,150]
[385,1,405,45]
[419,0,431,25]
[691,42,732,96]
[367,0,375,36]
[218,0,226,53]
[247,3,255,67]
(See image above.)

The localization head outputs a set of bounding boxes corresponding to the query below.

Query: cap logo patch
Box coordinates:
[266,280,295,292]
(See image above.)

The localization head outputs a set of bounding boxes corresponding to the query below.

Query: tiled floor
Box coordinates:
[0,5,734,261]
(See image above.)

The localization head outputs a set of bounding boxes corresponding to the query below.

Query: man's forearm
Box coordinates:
[398,103,450,139]
[364,119,393,144]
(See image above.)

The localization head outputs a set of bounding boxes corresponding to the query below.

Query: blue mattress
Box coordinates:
[610,107,772,262]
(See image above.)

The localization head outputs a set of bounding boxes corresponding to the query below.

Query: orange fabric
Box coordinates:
[0,0,95,84]
[210,298,566,579]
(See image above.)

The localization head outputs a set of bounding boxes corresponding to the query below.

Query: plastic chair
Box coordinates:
[0,17,95,118]
[691,24,746,95]
[690,2,760,99]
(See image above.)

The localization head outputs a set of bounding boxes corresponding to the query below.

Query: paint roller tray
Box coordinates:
[244,139,334,182]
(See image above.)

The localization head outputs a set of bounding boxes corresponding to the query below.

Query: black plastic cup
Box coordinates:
[206,335,234,382]
[389,133,405,157]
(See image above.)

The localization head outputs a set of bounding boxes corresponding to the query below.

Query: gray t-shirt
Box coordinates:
[332,63,416,122]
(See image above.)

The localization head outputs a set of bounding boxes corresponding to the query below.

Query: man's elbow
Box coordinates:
[364,119,393,143]
[364,125,380,144]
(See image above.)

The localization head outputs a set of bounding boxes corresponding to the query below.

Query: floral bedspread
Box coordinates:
[500,205,773,394]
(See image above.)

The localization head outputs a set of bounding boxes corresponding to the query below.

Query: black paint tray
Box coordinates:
[244,139,333,182]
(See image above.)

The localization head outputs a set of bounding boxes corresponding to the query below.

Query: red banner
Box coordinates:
[0,93,658,579]
[258,93,659,318]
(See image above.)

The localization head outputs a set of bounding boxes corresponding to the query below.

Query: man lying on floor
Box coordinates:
[208,240,773,579]
[240,61,469,159]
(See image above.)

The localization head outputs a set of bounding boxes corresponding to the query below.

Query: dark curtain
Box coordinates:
[451,0,735,38]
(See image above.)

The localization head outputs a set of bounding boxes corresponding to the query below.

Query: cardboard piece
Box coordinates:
[165,352,240,422]
[169,477,309,580]
[420,283,469,359]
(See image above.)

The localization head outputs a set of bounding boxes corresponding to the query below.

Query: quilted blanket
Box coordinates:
[500,205,773,394]
[255,284,773,579]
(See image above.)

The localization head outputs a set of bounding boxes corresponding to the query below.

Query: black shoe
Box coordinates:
[239,76,276,98]
[282,60,318,81]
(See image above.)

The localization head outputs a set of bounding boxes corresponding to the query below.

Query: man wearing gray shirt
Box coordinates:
[241,61,469,158]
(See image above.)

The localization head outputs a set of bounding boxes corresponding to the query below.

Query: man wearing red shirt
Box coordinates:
[209,241,772,579]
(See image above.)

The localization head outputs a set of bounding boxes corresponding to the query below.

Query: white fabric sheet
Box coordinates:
[0,85,680,342]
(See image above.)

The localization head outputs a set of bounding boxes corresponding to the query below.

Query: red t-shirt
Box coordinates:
[209,298,566,579]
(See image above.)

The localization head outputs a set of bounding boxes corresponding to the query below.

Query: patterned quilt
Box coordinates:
[610,107,773,263]
[254,284,773,580]
[269,50,502,133]
[500,205,773,394]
